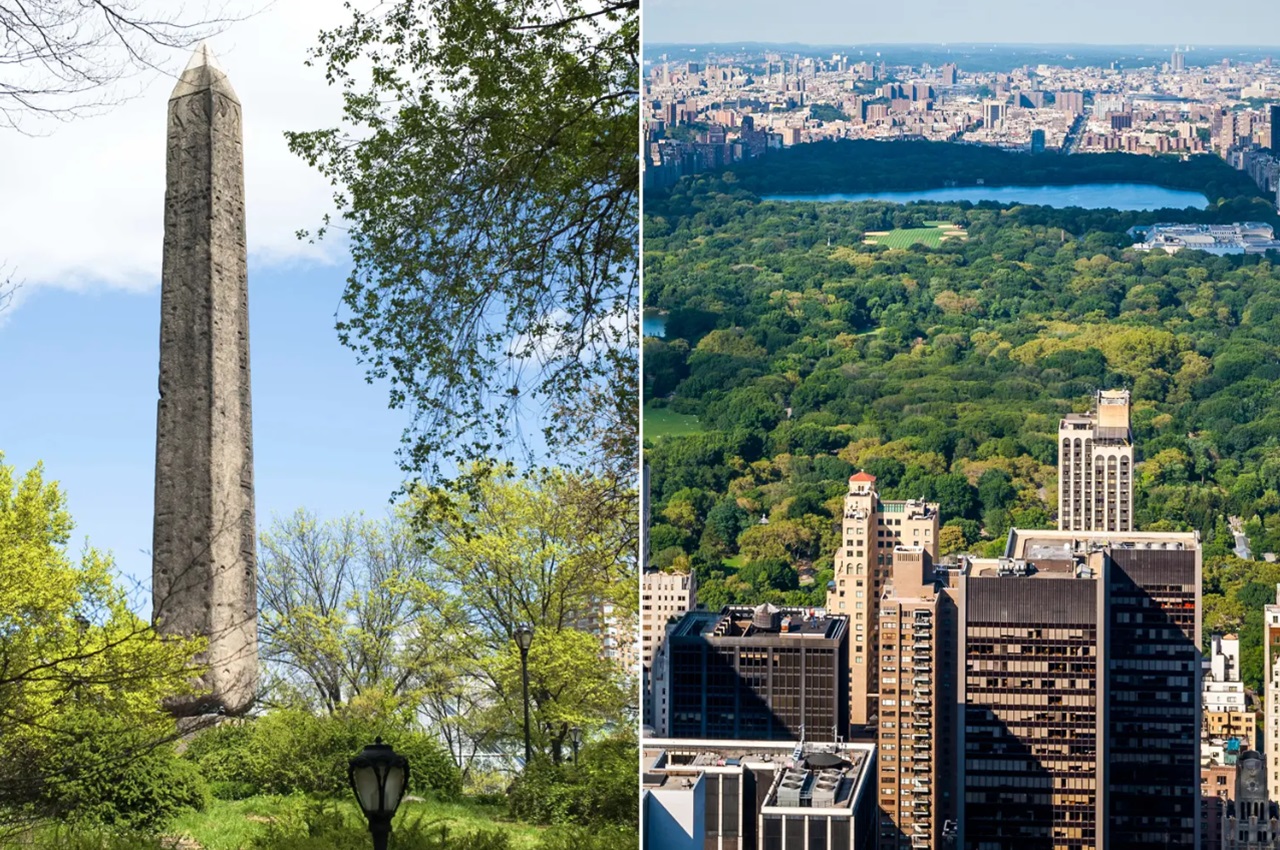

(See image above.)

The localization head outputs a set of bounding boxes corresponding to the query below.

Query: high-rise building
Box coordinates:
[1057,389,1134,532]
[1270,105,1280,153]
[1030,128,1046,153]
[1057,90,1085,114]
[1172,49,1186,72]
[940,63,958,86]
[665,605,849,741]
[1263,588,1280,794]
[643,569,697,735]
[875,547,961,850]
[826,473,939,731]
[956,528,1201,850]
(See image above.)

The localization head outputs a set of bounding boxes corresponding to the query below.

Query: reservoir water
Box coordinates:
[763,183,1208,211]
[643,311,666,338]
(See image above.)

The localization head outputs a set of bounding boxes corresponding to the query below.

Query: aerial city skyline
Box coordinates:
[640,18,1280,850]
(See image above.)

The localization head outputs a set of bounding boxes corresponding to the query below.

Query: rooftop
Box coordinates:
[668,604,847,641]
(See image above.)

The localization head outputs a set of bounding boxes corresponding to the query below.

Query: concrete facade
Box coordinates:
[1057,390,1134,533]
[825,472,938,731]
[152,44,258,716]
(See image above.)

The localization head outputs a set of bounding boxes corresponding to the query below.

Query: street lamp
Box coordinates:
[349,737,410,850]
[570,726,582,764]
[514,624,534,767]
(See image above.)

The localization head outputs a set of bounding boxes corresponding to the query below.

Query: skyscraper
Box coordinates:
[1172,49,1186,72]
[826,473,939,731]
[956,529,1201,850]
[1263,588,1280,794]
[1270,105,1280,153]
[875,547,961,850]
[643,568,697,735]
[665,605,849,741]
[1058,390,1134,533]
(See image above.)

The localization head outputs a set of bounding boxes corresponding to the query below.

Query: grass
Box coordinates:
[643,404,703,439]
[160,796,545,850]
[721,554,745,572]
[863,222,968,248]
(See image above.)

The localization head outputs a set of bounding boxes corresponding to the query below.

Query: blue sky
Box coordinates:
[643,0,1280,46]
[0,261,410,613]
[0,0,413,615]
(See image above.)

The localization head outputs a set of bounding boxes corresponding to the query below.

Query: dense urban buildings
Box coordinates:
[826,472,939,731]
[1131,222,1280,255]
[664,605,850,741]
[642,49,1280,202]
[1223,751,1280,850]
[642,739,877,850]
[1057,390,1134,533]
[1203,633,1256,747]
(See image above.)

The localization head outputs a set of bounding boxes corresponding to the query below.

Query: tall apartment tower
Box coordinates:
[1058,389,1134,532]
[642,568,697,735]
[826,472,939,732]
[956,529,1201,850]
[1263,588,1280,795]
[876,547,961,850]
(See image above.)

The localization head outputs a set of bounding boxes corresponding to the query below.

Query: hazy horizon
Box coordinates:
[644,0,1280,49]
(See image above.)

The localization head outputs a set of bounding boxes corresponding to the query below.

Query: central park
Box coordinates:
[0,0,638,848]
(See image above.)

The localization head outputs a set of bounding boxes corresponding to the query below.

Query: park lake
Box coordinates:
[762,182,1209,210]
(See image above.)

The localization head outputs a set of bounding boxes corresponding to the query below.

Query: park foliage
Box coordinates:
[644,142,1280,692]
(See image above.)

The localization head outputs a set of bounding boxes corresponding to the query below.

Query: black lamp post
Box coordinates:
[514,624,534,767]
[349,737,410,850]
[569,725,582,764]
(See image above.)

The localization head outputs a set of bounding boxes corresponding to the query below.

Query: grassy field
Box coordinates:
[863,222,967,248]
[644,404,703,439]
[161,796,546,850]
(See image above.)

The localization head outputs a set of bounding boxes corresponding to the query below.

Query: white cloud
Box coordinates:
[0,0,355,298]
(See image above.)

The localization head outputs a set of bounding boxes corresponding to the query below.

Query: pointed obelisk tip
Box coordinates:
[170,40,238,102]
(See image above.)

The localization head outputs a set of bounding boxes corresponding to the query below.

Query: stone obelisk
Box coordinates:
[153,43,257,716]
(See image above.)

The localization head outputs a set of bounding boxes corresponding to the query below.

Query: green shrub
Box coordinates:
[184,708,462,801]
[38,709,209,830]
[245,799,513,850]
[507,735,638,829]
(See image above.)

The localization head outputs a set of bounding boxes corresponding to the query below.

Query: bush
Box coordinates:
[38,709,209,830]
[507,735,638,830]
[184,708,462,801]
[245,798,514,850]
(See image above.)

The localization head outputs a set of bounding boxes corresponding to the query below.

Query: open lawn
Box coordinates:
[644,404,703,439]
[863,222,968,248]
[162,796,546,850]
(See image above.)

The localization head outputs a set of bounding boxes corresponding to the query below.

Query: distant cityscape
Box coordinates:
[643,45,1280,206]
[641,391,1275,849]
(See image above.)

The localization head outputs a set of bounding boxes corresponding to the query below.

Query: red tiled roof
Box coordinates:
[850,471,877,482]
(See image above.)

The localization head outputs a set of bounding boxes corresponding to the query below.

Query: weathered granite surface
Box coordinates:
[152,44,257,716]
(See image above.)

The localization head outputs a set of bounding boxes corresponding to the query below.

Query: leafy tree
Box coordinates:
[286,0,639,496]
[0,456,203,823]
[256,509,429,713]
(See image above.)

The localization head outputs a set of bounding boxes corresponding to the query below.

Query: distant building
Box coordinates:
[1173,49,1186,72]
[825,472,939,732]
[1132,222,1280,255]
[641,739,877,850]
[1271,105,1280,153]
[1057,389,1134,533]
[665,605,849,741]
[955,528,1201,850]
[1264,588,1280,795]
[1057,90,1085,114]
[940,63,957,86]
[1030,128,1046,153]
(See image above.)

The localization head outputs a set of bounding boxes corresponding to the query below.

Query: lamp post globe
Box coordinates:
[570,726,582,764]
[514,624,535,766]
[349,737,410,850]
